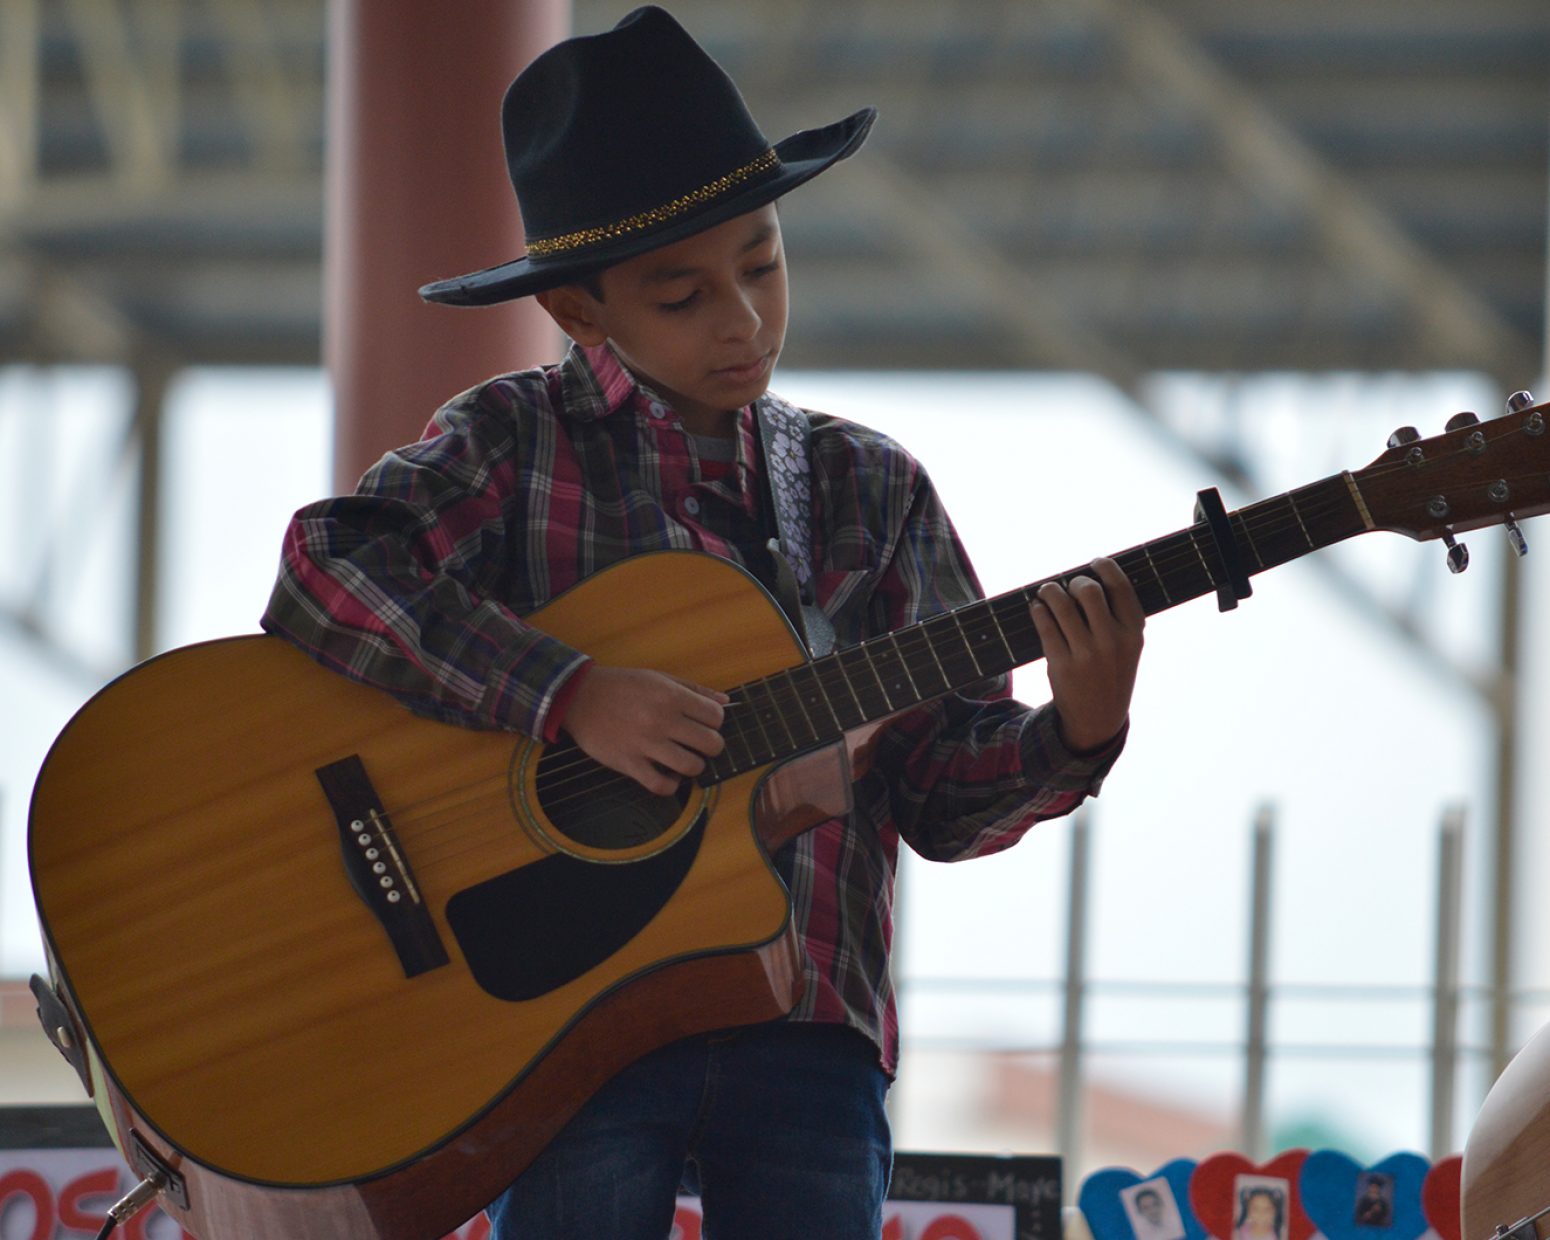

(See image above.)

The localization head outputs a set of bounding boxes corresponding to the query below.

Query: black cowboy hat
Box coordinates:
[417,6,875,306]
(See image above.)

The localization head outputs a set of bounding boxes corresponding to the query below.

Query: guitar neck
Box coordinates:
[707,472,1367,781]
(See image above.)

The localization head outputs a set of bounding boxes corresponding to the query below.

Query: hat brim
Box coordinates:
[417,107,876,306]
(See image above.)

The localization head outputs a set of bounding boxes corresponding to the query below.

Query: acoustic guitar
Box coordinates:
[29,396,1550,1239]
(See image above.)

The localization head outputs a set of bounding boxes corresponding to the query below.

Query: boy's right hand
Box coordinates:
[561,665,729,796]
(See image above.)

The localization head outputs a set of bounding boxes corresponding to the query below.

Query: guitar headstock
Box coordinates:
[1354,391,1550,562]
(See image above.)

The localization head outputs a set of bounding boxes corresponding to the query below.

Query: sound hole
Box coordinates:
[534,741,688,850]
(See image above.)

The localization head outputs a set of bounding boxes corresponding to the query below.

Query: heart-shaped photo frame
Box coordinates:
[1421,1155,1461,1240]
[1080,1159,1207,1240]
[1300,1150,1431,1240]
[1190,1150,1315,1240]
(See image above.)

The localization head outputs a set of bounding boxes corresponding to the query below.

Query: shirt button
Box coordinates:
[682,496,701,516]
[647,401,668,419]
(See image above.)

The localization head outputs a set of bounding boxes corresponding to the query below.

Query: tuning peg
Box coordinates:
[1446,411,1480,431]
[1505,516,1529,557]
[1442,533,1469,573]
[1507,390,1535,412]
[1387,426,1421,448]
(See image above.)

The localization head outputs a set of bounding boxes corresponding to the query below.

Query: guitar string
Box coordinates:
[273,434,1545,879]
[362,455,1502,844]
[344,484,1377,851]
[348,446,1544,848]
[483,459,1447,805]
[353,498,1344,849]
[353,483,1534,873]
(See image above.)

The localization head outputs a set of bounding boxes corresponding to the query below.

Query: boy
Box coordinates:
[262,7,1145,1238]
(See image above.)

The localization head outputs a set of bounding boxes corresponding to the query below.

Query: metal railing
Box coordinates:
[898,804,1527,1171]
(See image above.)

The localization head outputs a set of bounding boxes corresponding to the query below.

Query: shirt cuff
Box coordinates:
[1022,704,1128,796]
[540,659,594,743]
[477,626,591,738]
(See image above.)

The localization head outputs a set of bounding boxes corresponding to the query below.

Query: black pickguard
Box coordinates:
[445,810,707,1001]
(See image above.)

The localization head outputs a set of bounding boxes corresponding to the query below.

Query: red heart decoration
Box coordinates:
[1189,1151,1314,1240]
[1421,1155,1462,1240]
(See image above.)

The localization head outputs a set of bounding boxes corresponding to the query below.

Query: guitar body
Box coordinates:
[29,551,824,1239]
[1462,1020,1550,1240]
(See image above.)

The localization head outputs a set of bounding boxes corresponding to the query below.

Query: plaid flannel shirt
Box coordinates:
[262,342,1123,1071]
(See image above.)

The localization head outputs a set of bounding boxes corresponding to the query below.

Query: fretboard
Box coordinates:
[704,471,1369,783]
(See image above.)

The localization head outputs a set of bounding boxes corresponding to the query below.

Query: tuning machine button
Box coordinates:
[1442,533,1470,573]
[1444,412,1488,453]
[1505,521,1529,557]
[1388,425,1426,464]
[1507,391,1545,435]
[1505,516,1529,557]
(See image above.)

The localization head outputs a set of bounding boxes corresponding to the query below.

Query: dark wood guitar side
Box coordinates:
[29,398,1550,1238]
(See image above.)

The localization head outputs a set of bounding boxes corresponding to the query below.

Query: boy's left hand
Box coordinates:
[1029,556,1146,753]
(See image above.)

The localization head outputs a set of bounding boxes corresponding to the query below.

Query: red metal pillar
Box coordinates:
[326,0,568,492]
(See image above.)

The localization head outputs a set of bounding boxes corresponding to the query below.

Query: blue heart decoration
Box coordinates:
[1299,1151,1431,1240]
[1080,1159,1208,1240]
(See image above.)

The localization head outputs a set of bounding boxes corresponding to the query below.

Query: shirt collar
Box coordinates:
[556,341,764,508]
[558,340,767,437]
[556,342,632,422]
[583,342,641,414]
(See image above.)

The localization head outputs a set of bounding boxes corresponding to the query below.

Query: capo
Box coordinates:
[1194,486,1253,612]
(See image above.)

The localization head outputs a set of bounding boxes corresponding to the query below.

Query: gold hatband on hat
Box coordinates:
[525,149,780,259]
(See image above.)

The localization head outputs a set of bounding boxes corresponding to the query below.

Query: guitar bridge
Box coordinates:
[315,755,449,978]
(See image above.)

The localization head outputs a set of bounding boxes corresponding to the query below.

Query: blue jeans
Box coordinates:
[485,1020,892,1239]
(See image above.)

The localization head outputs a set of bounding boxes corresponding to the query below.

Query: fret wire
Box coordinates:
[1187,527,1219,586]
[822,648,869,728]
[885,620,954,697]
[775,667,823,744]
[964,597,1018,668]
[718,705,759,770]
[949,610,987,678]
[1137,543,1172,605]
[771,669,830,747]
[1158,530,1214,600]
[884,632,924,700]
[922,612,981,684]
[995,593,1041,654]
[806,666,854,731]
[733,687,777,762]
[794,662,846,736]
[1233,511,1265,570]
[848,642,897,713]
[751,676,798,755]
[839,644,892,716]
[1285,490,1317,549]
[1111,551,1169,616]
[863,640,904,712]
[734,688,775,765]
[985,592,1035,669]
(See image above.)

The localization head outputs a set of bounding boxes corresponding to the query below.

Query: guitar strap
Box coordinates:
[755,395,836,657]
